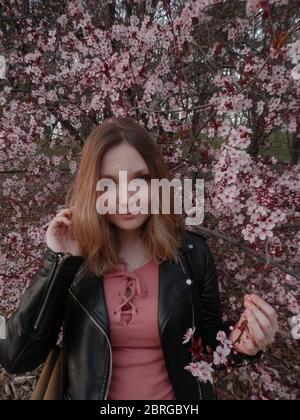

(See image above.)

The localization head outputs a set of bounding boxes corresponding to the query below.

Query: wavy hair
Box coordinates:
[66,116,186,277]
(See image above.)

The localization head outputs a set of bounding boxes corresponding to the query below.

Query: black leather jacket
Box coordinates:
[0,229,262,400]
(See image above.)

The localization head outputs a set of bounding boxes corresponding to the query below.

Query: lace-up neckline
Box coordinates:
[104,260,152,325]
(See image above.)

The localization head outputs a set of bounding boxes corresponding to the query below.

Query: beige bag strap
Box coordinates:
[30,345,62,400]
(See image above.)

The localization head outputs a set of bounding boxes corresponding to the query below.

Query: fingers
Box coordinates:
[230,318,259,356]
[245,309,267,349]
[56,207,74,219]
[241,325,259,354]
[246,294,278,330]
[52,216,72,229]
[244,299,275,343]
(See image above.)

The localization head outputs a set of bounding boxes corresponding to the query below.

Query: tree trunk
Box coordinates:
[247,133,260,157]
[290,133,300,165]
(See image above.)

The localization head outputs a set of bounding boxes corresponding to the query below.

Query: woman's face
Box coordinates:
[98,142,151,231]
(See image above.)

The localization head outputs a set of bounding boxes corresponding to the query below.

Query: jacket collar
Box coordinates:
[71,231,196,339]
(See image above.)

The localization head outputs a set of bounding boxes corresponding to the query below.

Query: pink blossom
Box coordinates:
[184,361,214,384]
[291,64,300,81]
[291,325,300,340]
[288,314,300,339]
[254,224,274,241]
[213,343,231,365]
[288,40,300,65]
[0,55,6,79]
[182,326,196,344]
[216,331,227,343]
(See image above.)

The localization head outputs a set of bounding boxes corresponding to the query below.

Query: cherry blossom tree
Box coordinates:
[0,0,299,400]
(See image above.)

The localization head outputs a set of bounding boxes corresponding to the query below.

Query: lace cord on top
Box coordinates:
[104,266,148,325]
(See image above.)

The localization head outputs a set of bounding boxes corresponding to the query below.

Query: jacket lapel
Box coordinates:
[70,271,111,337]
[158,258,192,337]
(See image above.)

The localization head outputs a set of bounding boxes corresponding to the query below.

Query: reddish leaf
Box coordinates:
[215,42,225,55]
[224,81,234,93]
[260,1,270,20]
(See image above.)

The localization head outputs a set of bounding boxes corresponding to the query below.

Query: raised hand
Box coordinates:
[45,206,81,256]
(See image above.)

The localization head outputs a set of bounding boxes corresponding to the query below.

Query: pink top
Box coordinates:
[102,258,177,400]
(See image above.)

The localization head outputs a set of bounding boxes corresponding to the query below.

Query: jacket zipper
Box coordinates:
[69,288,112,400]
[197,381,203,400]
[179,254,203,400]
[33,252,70,331]
[178,255,195,331]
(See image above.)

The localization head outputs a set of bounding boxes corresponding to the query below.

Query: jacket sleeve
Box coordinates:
[0,246,84,374]
[189,239,262,368]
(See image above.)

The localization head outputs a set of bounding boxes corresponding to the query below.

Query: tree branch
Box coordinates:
[186,226,300,280]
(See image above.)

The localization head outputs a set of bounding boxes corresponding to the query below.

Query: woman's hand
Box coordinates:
[230,294,279,356]
[45,206,81,256]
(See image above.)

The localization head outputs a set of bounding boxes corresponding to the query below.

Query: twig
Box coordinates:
[186,226,300,280]
[273,223,300,231]
[9,382,17,400]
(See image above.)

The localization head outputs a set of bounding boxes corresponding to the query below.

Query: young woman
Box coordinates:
[0,116,279,400]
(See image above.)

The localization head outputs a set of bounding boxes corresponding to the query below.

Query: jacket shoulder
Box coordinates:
[180,229,216,283]
[183,228,209,245]
[180,228,211,254]
[184,228,209,241]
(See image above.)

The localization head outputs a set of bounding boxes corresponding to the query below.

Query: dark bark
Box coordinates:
[290,133,300,165]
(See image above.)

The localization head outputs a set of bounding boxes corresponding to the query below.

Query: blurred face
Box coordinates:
[98,142,151,231]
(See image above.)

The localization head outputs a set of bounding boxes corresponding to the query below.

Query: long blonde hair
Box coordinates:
[66,116,186,276]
